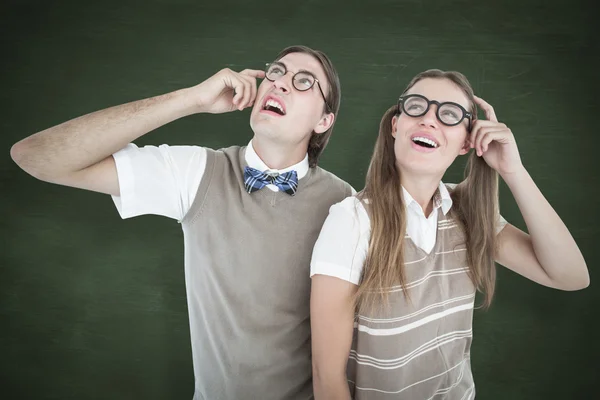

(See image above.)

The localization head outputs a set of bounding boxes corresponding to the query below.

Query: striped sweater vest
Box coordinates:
[349,209,476,400]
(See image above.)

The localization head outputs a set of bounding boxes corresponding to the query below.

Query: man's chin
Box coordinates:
[251,115,283,133]
[250,122,280,140]
[251,112,284,124]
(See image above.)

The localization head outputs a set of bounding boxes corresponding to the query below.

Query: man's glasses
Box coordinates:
[265,62,331,113]
[398,94,472,131]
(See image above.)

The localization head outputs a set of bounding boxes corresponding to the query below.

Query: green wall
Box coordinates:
[2,0,597,398]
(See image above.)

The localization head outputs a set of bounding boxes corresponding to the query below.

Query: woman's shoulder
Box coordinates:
[331,195,366,212]
[329,195,371,223]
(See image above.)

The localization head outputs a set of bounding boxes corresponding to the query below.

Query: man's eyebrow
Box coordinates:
[276,61,317,77]
[297,68,317,76]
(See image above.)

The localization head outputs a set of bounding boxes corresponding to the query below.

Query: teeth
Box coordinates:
[265,99,284,114]
[412,136,438,148]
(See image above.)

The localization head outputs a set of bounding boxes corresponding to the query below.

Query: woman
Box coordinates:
[309,69,589,399]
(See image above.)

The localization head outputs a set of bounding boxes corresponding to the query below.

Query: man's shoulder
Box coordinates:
[209,145,244,157]
[203,145,245,167]
[310,166,353,194]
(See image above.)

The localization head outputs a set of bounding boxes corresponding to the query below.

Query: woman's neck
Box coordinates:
[400,173,444,217]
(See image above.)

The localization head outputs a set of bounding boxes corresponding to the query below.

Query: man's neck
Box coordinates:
[400,171,444,218]
[252,137,307,170]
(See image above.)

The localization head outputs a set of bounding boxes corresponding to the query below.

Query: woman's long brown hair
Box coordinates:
[355,70,499,313]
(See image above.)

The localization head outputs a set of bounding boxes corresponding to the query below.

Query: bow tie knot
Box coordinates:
[244,166,298,196]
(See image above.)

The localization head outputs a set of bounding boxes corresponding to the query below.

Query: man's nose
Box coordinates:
[272,74,292,93]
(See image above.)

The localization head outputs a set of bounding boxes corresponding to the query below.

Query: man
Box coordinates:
[11,45,353,399]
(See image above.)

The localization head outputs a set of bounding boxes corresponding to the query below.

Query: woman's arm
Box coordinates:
[309,197,369,399]
[495,169,589,290]
[311,275,357,400]
[471,96,588,290]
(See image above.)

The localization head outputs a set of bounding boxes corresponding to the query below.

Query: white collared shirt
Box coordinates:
[244,140,309,192]
[402,182,453,254]
[111,140,308,221]
[310,183,508,284]
[398,182,506,253]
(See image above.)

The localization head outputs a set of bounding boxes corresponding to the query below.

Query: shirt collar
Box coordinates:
[402,181,453,216]
[244,140,309,180]
[437,182,453,215]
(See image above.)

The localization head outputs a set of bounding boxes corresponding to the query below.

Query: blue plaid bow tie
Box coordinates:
[244,166,299,196]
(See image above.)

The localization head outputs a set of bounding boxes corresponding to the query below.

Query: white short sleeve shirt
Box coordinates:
[110,140,311,222]
[310,183,508,285]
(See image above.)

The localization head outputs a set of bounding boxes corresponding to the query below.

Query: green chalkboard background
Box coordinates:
[2,0,598,398]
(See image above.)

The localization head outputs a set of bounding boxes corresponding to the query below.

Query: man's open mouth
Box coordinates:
[262,98,286,115]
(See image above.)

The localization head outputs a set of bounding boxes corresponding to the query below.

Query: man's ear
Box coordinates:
[314,112,335,134]
[391,115,398,138]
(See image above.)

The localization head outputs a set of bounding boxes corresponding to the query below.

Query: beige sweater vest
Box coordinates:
[181,146,353,399]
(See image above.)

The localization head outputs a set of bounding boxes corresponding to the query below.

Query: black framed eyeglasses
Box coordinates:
[265,62,331,113]
[398,94,473,131]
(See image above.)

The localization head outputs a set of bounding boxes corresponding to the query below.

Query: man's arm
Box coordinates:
[10,68,264,196]
[11,90,196,196]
